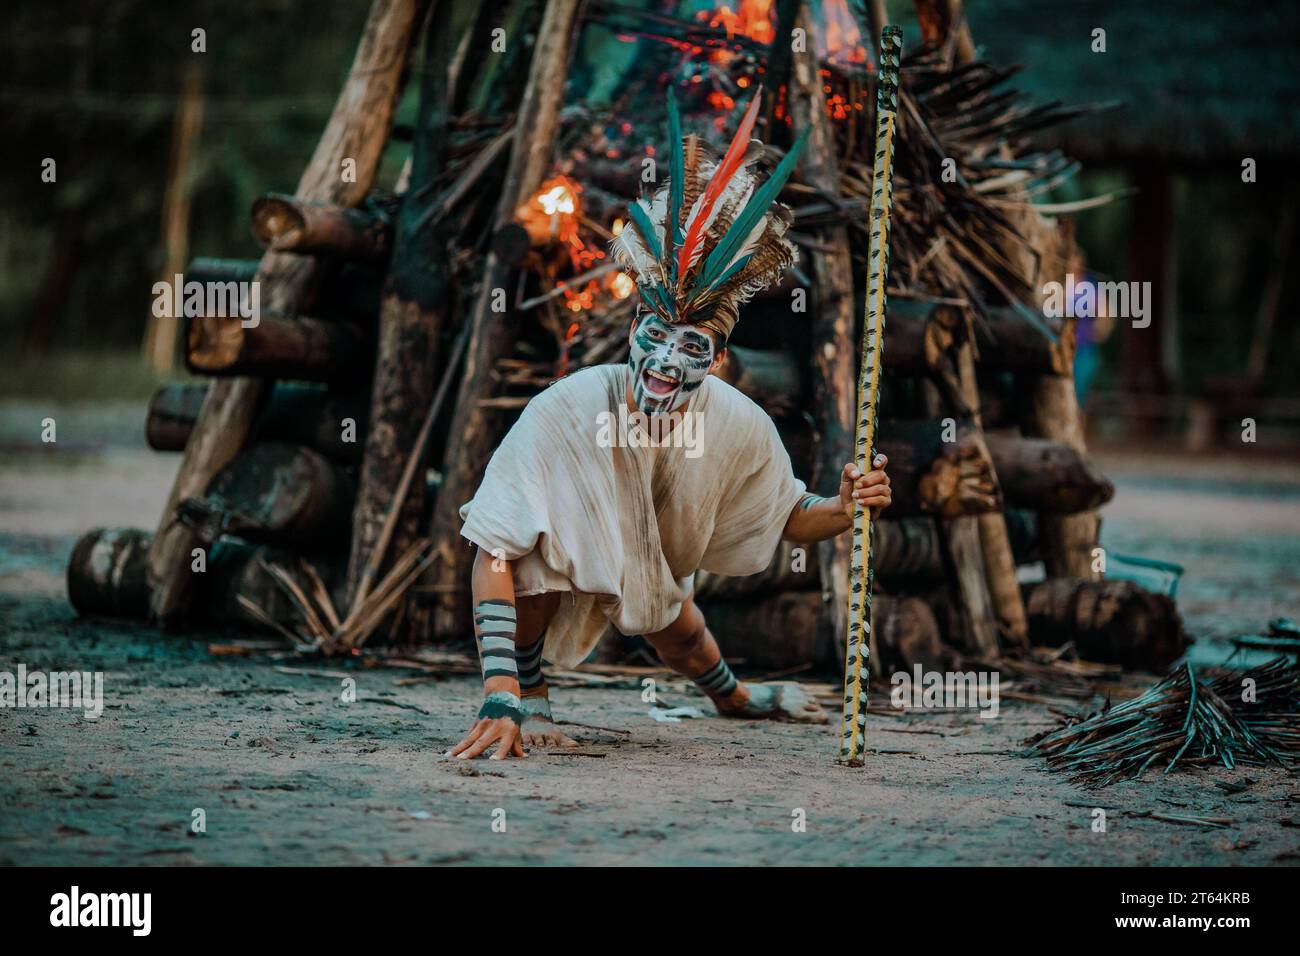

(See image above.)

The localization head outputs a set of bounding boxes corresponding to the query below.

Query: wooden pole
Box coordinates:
[343,0,458,639]
[145,0,429,627]
[1012,213,1103,579]
[840,26,901,767]
[142,63,205,373]
[914,0,975,66]
[424,0,581,639]
[960,346,1029,644]
[789,4,859,674]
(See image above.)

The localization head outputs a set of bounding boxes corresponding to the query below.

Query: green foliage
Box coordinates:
[1,0,372,353]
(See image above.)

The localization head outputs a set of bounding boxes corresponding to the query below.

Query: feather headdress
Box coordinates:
[611,92,809,342]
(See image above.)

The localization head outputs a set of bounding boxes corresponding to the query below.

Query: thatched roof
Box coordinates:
[965,0,1300,166]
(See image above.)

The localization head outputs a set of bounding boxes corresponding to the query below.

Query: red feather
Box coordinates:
[676,93,762,279]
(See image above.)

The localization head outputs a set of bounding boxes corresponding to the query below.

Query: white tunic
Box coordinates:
[459,364,805,666]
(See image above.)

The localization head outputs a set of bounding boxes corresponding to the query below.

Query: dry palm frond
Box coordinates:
[1028,659,1300,787]
[235,539,435,655]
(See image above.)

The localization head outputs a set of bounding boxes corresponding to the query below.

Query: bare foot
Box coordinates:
[520,696,580,748]
[718,682,827,724]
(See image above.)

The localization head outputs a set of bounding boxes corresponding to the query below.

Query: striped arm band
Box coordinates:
[693,658,738,698]
[474,600,517,680]
[517,633,546,690]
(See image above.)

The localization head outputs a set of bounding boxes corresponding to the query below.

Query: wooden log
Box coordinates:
[974,308,1073,375]
[714,303,963,417]
[67,528,153,618]
[702,591,946,672]
[789,5,860,671]
[1023,578,1187,671]
[68,528,339,633]
[874,594,951,673]
[886,299,963,375]
[146,383,369,461]
[703,590,824,670]
[185,312,372,384]
[877,418,1000,517]
[917,375,999,656]
[251,194,392,261]
[185,257,260,286]
[715,345,803,417]
[177,442,356,552]
[695,515,950,600]
[146,0,429,626]
[876,517,947,580]
[183,257,384,323]
[345,0,458,637]
[425,0,581,639]
[986,431,1114,513]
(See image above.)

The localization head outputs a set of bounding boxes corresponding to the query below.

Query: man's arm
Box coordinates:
[782,455,890,543]
[448,547,528,760]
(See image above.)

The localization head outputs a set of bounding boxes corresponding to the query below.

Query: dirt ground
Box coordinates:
[2,400,1299,866]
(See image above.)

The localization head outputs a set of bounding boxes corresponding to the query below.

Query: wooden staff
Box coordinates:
[840,26,902,767]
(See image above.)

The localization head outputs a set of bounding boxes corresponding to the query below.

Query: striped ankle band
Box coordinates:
[693,658,738,698]
[517,633,546,690]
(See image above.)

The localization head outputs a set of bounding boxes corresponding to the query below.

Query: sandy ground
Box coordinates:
[1,401,1299,866]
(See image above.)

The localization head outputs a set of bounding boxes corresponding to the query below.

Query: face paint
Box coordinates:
[628,313,716,416]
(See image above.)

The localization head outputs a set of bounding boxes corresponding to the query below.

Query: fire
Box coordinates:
[698,0,774,45]
[517,175,583,250]
[538,181,577,217]
[818,0,868,68]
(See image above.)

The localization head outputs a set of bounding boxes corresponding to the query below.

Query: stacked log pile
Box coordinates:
[67,0,1186,674]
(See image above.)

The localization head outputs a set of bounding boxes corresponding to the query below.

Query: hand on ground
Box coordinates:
[449,716,526,760]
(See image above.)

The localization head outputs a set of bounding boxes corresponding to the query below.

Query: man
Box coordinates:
[450,95,891,760]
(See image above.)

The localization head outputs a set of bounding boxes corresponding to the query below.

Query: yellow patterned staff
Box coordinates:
[840,25,902,766]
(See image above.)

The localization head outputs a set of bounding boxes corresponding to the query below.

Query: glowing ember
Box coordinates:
[563,280,599,312]
[608,271,635,300]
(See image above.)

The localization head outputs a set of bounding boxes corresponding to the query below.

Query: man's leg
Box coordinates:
[514,592,579,747]
[643,597,826,723]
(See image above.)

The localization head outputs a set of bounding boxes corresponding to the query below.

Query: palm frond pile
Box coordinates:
[1028,659,1300,787]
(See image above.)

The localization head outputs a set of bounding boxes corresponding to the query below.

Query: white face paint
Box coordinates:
[628,314,716,415]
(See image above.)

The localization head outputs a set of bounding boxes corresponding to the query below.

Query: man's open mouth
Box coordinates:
[642,367,681,397]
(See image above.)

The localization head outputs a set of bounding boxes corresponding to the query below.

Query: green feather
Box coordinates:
[710,252,753,291]
[627,199,662,262]
[666,92,685,279]
[646,280,676,320]
[695,127,810,293]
